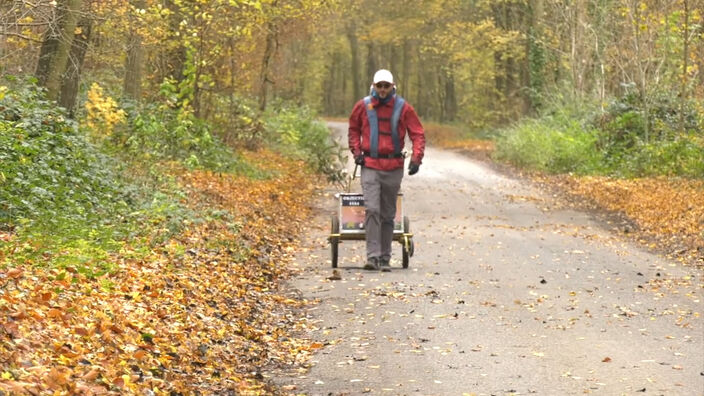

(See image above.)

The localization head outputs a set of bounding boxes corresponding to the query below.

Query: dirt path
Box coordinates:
[272,122,703,395]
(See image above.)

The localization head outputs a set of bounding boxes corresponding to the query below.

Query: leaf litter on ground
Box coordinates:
[0,149,322,394]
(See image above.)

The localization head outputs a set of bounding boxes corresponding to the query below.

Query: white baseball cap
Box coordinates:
[373,69,394,84]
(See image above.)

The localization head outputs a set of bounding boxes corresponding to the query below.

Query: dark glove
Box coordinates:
[408,162,420,176]
[355,154,365,166]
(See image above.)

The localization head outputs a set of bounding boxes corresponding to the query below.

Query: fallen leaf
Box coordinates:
[6,268,23,279]
[327,270,342,281]
[113,376,125,388]
[82,368,100,381]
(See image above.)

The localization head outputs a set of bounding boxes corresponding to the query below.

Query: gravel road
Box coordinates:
[272,121,703,396]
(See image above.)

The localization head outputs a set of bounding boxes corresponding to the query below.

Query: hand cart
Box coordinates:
[328,191,414,269]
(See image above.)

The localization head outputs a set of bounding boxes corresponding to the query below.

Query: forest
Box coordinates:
[3,1,703,125]
[0,0,702,393]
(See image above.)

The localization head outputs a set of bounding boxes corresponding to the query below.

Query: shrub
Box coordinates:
[0,77,132,233]
[107,80,264,177]
[0,76,191,273]
[111,104,261,177]
[494,91,704,178]
[84,82,127,138]
[623,135,704,178]
[264,102,346,186]
[493,117,599,174]
[207,94,267,150]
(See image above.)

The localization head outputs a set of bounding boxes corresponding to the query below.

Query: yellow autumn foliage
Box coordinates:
[83,83,126,137]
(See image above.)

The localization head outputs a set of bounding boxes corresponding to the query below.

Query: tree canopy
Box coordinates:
[2,0,701,129]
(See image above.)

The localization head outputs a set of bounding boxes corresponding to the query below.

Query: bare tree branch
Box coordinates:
[0,31,44,43]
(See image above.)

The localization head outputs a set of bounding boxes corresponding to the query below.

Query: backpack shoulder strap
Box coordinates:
[363,96,380,158]
[391,96,405,155]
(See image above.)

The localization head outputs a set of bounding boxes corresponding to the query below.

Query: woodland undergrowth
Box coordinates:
[0,80,340,394]
[0,150,322,394]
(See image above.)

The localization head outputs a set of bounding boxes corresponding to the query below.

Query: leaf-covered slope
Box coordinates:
[0,150,319,394]
[543,175,704,266]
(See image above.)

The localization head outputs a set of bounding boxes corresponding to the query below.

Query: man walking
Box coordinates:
[348,69,426,272]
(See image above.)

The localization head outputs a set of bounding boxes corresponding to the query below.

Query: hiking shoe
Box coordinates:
[363,257,379,271]
[379,258,391,272]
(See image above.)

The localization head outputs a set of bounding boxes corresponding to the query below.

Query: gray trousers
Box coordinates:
[360,166,403,260]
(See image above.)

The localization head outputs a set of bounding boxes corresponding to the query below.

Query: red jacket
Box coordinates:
[348,95,426,171]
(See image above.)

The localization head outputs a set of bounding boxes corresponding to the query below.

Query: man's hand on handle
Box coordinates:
[408,162,420,176]
[355,155,365,166]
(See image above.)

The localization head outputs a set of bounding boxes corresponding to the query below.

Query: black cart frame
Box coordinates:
[328,192,414,268]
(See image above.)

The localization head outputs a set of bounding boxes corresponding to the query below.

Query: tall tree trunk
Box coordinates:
[505,55,518,118]
[493,52,505,107]
[492,3,509,118]
[36,32,59,87]
[630,0,651,141]
[525,0,544,113]
[0,22,5,61]
[164,0,186,82]
[592,2,606,112]
[192,29,205,117]
[421,60,437,119]
[224,36,238,146]
[346,23,361,101]
[698,0,704,98]
[570,0,587,96]
[259,21,278,111]
[59,16,91,115]
[437,71,445,120]
[334,51,345,114]
[402,39,411,100]
[389,44,399,81]
[504,5,520,117]
[365,42,376,84]
[679,0,689,132]
[124,0,145,101]
[36,0,83,101]
[443,69,457,122]
[415,51,422,117]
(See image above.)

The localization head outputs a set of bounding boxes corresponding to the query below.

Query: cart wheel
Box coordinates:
[402,236,411,268]
[330,215,339,268]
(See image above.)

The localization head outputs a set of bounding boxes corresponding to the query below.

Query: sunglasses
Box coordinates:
[375,82,392,89]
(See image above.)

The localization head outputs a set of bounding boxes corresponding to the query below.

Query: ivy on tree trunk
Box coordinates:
[36,0,83,102]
